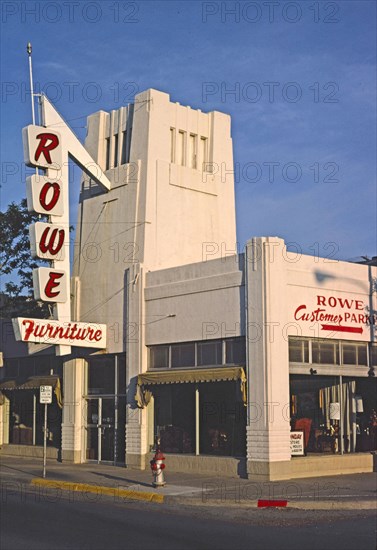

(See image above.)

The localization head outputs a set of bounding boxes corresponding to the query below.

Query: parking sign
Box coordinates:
[40,385,53,404]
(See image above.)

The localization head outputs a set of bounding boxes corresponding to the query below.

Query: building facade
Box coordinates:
[1,89,376,480]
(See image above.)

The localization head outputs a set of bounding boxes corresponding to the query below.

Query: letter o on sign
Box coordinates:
[26,175,64,217]
[39,181,61,211]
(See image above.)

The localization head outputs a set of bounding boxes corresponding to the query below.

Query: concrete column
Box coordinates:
[125,264,148,469]
[0,396,10,445]
[61,358,86,463]
[245,237,291,480]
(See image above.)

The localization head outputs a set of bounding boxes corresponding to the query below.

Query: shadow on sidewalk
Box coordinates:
[90,471,153,488]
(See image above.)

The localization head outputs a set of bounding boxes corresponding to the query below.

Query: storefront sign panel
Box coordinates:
[23,125,62,171]
[13,318,107,349]
[29,221,66,261]
[290,431,305,456]
[26,175,64,217]
[33,268,68,303]
[291,293,376,341]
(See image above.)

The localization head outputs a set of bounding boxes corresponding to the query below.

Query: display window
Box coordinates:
[152,381,246,457]
[290,375,377,454]
[0,356,63,448]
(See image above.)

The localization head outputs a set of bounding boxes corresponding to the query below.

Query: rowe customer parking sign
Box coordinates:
[40,385,53,404]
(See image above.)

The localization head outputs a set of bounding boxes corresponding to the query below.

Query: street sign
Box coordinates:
[40,385,53,404]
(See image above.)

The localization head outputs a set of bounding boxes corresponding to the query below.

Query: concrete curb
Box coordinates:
[30,478,164,504]
[29,479,376,511]
[165,496,377,511]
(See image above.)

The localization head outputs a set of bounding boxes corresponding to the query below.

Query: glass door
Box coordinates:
[85,396,126,464]
[100,398,115,462]
[86,398,100,461]
[86,397,116,463]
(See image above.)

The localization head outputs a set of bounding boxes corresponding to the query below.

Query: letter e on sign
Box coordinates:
[33,268,68,303]
[23,125,62,171]
[26,175,64,217]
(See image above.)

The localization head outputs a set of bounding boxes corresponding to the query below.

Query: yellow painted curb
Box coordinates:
[30,478,164,503]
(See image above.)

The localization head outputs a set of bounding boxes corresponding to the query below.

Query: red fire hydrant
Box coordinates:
[150,443,166,487]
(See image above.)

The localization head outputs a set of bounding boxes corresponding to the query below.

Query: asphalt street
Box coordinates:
[1,485,376,550]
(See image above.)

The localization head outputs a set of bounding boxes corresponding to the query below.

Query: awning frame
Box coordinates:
[0,375,63,408]
[135,366,247,408]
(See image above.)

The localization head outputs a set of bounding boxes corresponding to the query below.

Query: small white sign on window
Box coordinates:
[290,430,305,456]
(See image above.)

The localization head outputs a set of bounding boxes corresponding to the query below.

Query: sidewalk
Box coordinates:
[1,454,376,510]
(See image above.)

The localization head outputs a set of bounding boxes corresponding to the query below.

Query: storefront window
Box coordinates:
[342,343,367,366]
[371,345,377,367]
[226,338,246,364]
[88,356,115,394]
[342,344,356,365]
[153,381,246,457]
[312,340,339,364]
[289,337,372,368]
[199,381,246,457]
[289,339,309,363]
[357,345,368,366]
[171,343,195,368]
[9,390,61,448]
[290,375,377,454]
[150,345,169,369]
[4,356,63,378]
[197,340,222,366]
[148,338,247,369]
[154,385,195,453]
[2,355,63,448]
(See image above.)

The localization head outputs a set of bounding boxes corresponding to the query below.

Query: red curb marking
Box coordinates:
[258,500,288,508]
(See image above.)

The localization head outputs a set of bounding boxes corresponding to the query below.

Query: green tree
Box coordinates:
[0,199,49,317]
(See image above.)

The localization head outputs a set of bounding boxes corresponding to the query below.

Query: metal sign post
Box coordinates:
[40,386,52,478]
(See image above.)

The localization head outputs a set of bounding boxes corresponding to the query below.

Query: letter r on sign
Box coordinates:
[23,125,62,170]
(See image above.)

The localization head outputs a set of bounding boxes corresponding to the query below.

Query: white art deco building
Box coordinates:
[1,89,376,480]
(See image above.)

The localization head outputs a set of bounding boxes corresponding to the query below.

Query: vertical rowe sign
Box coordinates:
[13,95,111,355]
[23,125,69,304]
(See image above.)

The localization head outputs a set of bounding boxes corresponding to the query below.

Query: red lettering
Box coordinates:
[94,330,102,342]
[39,227,65,256]
[44,272,64,298]
[39,181,61,211]
[34,133,60,164]
[338,298,353,309]
[317,296,326,306]
[22,319,35,341]
[294,304,309,321]
[34,324,48,338]
[355,300,363,311]
[69,324,78,338]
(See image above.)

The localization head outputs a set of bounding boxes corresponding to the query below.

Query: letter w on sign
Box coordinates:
[29,222,66,261]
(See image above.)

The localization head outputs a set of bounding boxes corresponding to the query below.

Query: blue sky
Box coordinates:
[1,0,376,262]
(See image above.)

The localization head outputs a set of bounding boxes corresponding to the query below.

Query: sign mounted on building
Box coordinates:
[13,95,111,355]
[13,318,107,348]
[293,294,376,337]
